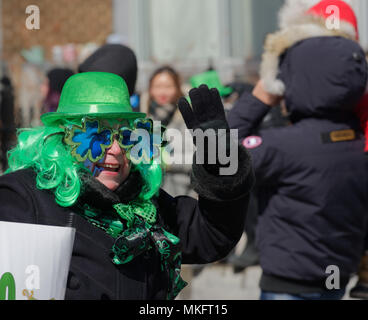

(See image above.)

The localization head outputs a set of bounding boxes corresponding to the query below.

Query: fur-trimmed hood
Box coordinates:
[279,36,367,122]
[260,0,358,95]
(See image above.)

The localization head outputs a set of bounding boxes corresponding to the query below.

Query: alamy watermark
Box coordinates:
[0,265,40,300]
[25,5,40,30]
[325,5,341,31]
[128,121,239,176]
[23,4,343,32]
[325,265,341,290]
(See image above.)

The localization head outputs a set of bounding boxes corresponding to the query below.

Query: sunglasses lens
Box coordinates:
[65,118,162,164]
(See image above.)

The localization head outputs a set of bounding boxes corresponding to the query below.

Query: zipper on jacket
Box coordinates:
[66,212,75,228]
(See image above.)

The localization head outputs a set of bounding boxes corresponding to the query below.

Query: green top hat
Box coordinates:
[41,72,146,126]
[189,70,233,97]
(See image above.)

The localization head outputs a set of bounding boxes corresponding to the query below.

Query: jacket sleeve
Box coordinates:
[0,171,37,224]
[228,92,284,185]
[228,92,271,140]
[158,145,254,264]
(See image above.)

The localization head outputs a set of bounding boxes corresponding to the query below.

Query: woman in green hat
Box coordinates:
[0,71,254,300]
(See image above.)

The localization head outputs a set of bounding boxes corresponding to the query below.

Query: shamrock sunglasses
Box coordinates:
[62,117,166,164]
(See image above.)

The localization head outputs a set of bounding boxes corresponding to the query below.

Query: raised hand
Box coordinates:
[178,85,233,175]
[178,85,229,132]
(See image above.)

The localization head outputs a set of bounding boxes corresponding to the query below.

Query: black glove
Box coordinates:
[178,85,232,175]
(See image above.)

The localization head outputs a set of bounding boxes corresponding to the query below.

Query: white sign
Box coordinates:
[0,221,75,300]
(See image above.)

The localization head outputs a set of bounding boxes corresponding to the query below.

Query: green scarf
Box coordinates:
[79,199,187,300]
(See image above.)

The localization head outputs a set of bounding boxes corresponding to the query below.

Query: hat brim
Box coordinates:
[41,112,146,126]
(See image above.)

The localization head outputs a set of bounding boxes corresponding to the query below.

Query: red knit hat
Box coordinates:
[307,0,359,40]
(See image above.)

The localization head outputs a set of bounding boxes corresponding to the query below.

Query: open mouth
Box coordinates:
[96,163,121,172]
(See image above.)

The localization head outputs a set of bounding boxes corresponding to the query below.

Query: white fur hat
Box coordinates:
[260,0,359,95]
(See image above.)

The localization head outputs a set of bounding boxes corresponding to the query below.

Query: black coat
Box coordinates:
[0,146,253,300]
[228,36,368,292]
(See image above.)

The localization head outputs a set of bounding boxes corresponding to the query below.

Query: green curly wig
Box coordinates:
[5,123,163,207]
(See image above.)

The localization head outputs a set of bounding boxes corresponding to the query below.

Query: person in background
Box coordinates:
[41,68,74,114]
[140,66,184,127]
[140,66,195,196]
[229,0,368,300]
[78,44,140,112]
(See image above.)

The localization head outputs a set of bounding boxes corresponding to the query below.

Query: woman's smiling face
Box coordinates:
[95,139,131,191]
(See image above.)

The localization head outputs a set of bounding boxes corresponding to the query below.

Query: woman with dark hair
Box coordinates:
[142,66,184,127]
